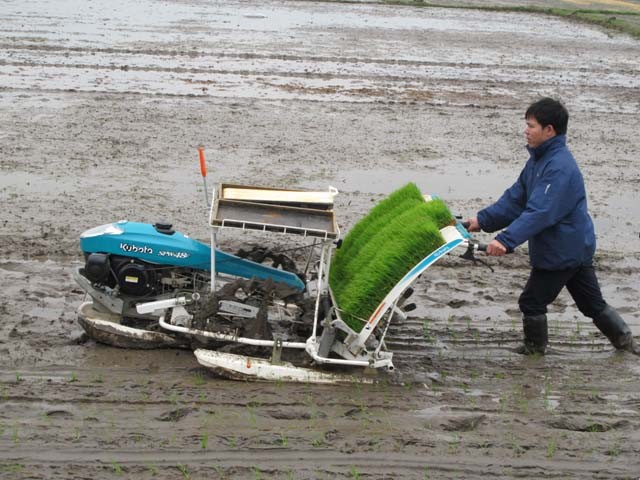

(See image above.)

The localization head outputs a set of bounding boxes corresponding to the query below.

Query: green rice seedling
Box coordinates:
[499,391,508,414]
[422,320,433,343]
[193,371,205,386]
[246,404,257,427]
[510,438,525,457]
[169,391,181,406]
[111,462,123,475]
[333,221,443,326]
[447,435,460,454]
[331,194,425,290]
[422,197,456,229]
[544,382,553,410]
[604,438,622,457]
[336,187,438,280]
[252,466,263,480]
[330,183,454,331]
[212,465,225,479]
[311,436,326,447]
[546,438,557,458]
[344,208,443,281]
[335,183,425,263]
[349,466,361,479]
[147,464,159,475]
[0,464,25,474]
[177,463,191,479]
[334,189,452,281]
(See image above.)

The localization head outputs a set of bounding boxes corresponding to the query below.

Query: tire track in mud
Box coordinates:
[1,255,639,479]
[3,43,639,76]
[0,235,640,479]
[2,335,640,479]
[2,28,640,110]
[3,42,639,79]
[4,58,637,91]
[2,260,640,479]
[0,450,635,478]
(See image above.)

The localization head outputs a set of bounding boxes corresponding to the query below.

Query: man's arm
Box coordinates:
[495,166,579,251]
[476,174,527,233]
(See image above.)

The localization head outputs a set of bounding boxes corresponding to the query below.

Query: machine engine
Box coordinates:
[82,253,165,297]
[75,220,306,322]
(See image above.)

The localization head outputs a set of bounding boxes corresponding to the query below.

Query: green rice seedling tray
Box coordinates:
[330,183,455,332]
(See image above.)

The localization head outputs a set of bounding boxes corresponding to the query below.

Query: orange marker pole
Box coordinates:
[198,146,210,207]
[199,145,216,291]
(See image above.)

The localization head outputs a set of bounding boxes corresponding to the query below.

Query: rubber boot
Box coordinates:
[593,305,640,355]
[514,314,548,355]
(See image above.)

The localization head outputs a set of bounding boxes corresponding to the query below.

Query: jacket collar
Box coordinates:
[526,134,566,161]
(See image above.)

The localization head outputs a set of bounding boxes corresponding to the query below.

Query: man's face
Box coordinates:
[524,116,555,148]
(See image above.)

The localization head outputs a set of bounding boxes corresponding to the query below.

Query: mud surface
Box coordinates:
[1,0,640,478]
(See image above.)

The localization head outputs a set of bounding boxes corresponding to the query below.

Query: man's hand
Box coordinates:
[465,217,481,232]
[486,239,507,256]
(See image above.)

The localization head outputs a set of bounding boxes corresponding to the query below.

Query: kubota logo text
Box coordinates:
[120,243,153,254]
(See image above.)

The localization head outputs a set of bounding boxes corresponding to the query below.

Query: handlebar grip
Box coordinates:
[461,221,470,229]
[476,243,488,252]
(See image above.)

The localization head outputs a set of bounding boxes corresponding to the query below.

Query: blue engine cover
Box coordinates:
[79,221,304,291]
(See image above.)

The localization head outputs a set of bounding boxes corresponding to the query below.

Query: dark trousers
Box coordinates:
[518,264,607,318]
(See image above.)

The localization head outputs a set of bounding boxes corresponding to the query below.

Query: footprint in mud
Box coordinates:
[45,409,74,419]
[442,414,486,432]
[474,291,495,301]
[156,407,195,422]
[265,409,326,420]
[546,417,630,432]
[447,299,468,308]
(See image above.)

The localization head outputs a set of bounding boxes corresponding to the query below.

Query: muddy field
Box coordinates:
[1,0,640,478]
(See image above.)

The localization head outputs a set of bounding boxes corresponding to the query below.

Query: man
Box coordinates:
[466,97,638,355]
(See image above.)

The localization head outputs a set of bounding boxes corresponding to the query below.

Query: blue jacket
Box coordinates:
[477,134,595,270]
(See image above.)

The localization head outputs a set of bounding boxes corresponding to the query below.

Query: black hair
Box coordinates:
[525,98,569,135]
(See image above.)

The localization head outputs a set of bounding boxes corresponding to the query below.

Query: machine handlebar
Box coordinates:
[458,219,492,271]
